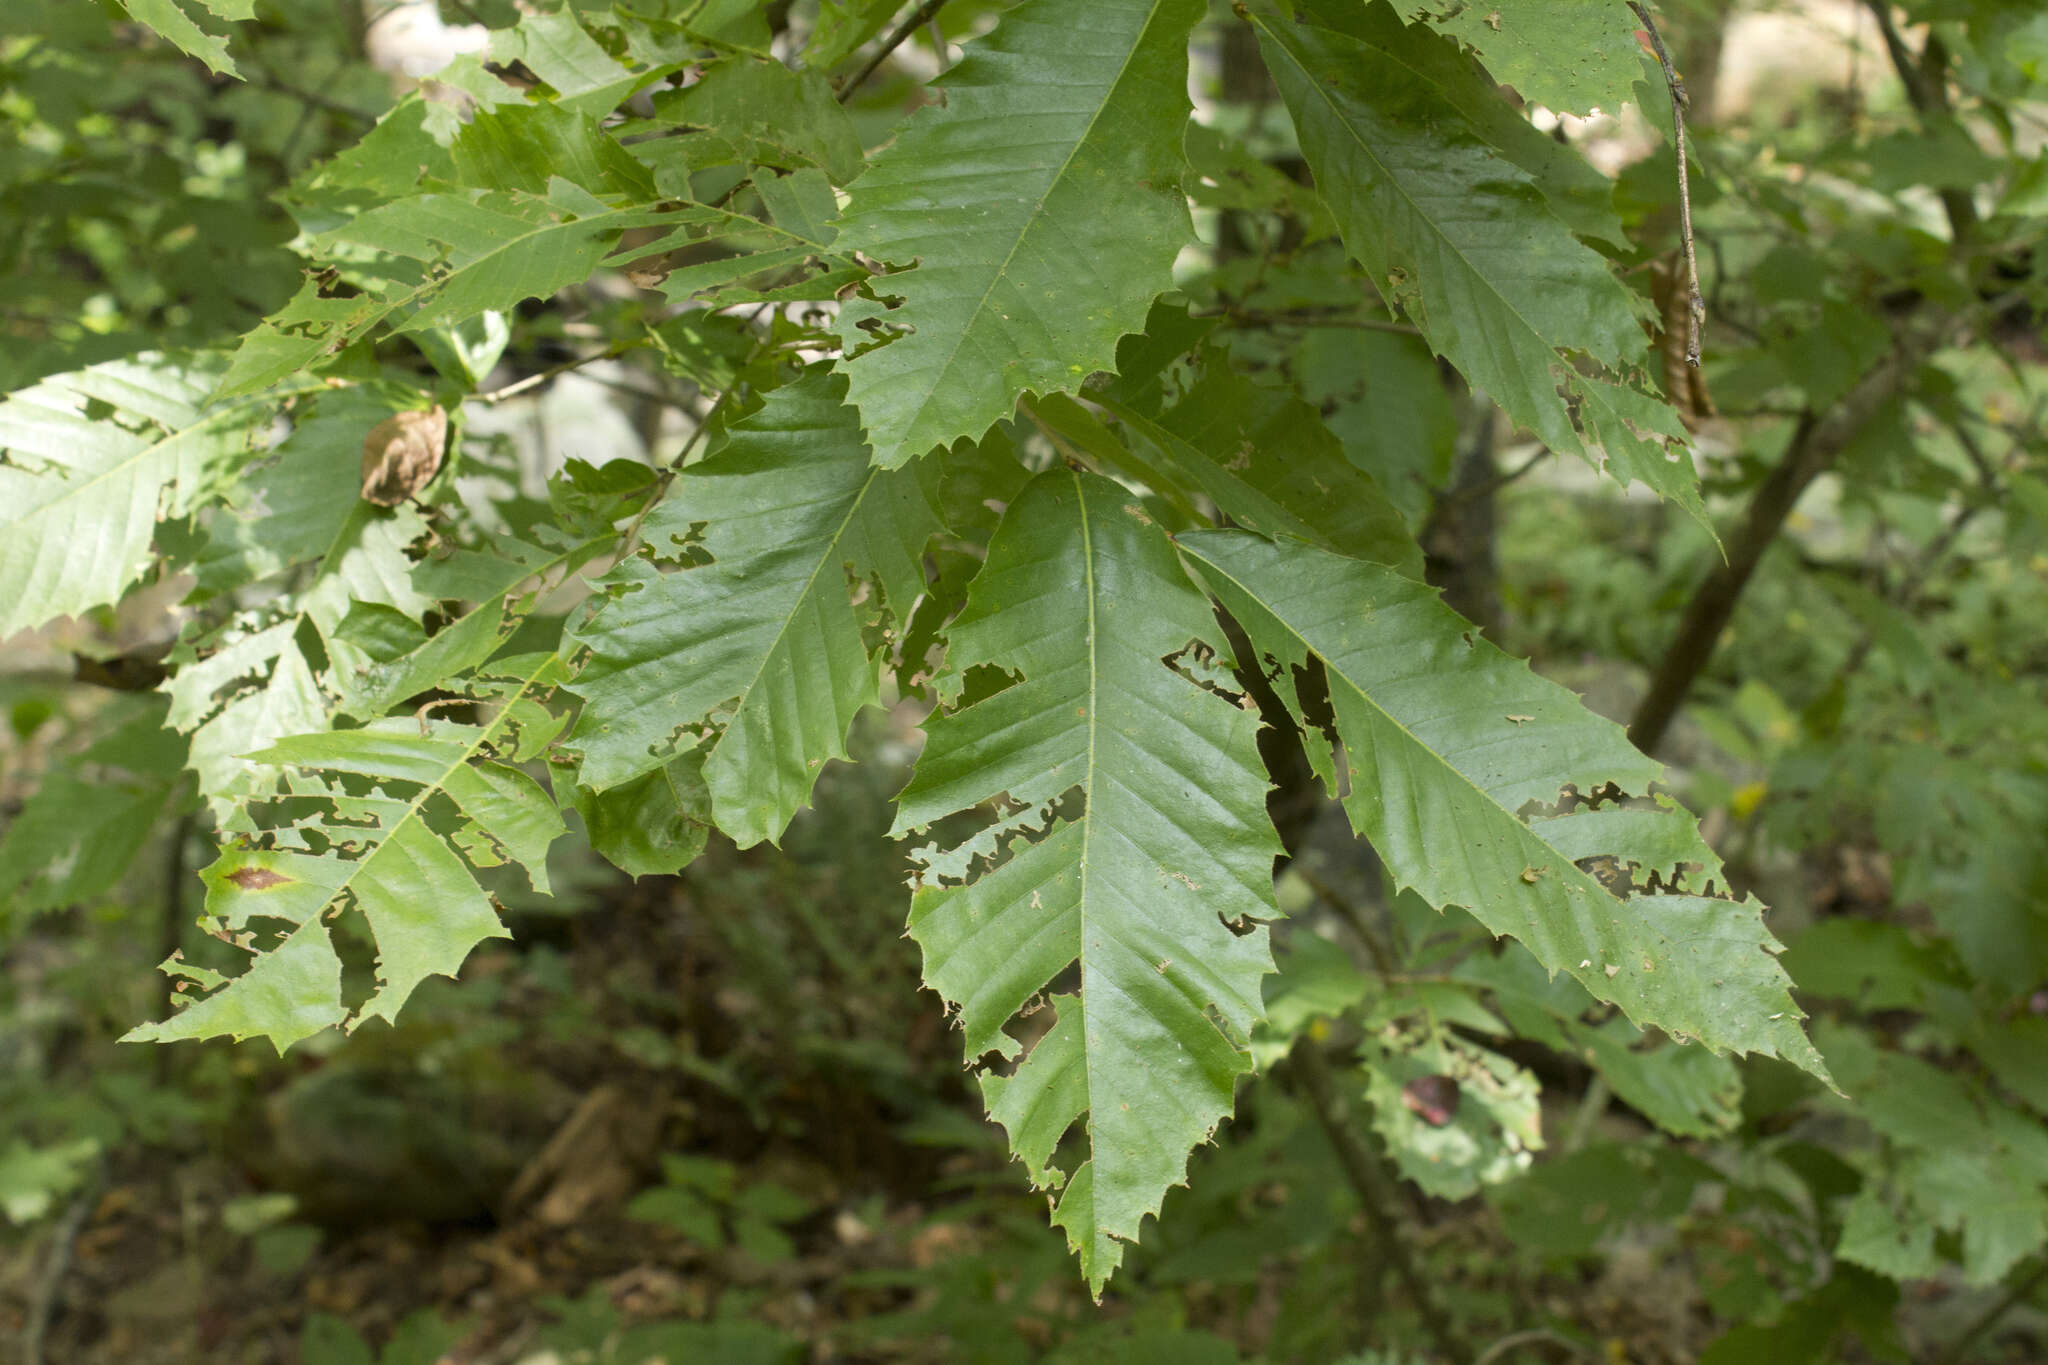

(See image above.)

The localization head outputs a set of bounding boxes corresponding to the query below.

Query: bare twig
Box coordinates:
[610,300,780,558]
[1290,1040,1473,1365]
[836,0,951,104]
[24,1173,100,1365]
[1291,865,1399,978]
[1627,329,1940,754]
[1212,309,1424,338]
[246,61,379,125]
[1474,1327,1595,1365]
[1936,1257,2048,1365]
[1432,446,1551,512]
[1628,2,1703,366]
[1861,1,1977,243]
[473,342,637,404]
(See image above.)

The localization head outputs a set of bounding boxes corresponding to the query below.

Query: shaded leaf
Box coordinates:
[1255,7,1708,528]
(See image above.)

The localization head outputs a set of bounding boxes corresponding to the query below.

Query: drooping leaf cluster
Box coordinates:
[22,0,2048,1313]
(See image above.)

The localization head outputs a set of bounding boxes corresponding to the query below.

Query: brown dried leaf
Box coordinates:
[1401,1074,1461,1127]
[360,405,448,506]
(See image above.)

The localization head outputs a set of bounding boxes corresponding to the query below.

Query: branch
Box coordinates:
[472,342,636,404]
[1937,1257,2048,1365]
[1213,309,1424,338]
[1475,1328,1595,1365]
[24,1170,100,1365]
[1628,2,1703,366]
[836,0,950,104]
[1627,330,1937,754]
[1291,865,1399,978]
[1289,1039,1473,1365]
[1431,445,1550,512]
[1861,1,1977,244]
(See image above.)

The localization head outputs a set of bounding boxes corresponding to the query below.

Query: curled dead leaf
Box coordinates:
[360,405,448,506]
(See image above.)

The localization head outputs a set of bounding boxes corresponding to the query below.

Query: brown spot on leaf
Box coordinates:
[361,405,448,506]
[1401,1074,1461,1127]
[225,866,291,891]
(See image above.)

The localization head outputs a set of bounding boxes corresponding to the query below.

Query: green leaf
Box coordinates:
[166,387,435,814]
[1837,1185,1940,1281]
[1178,530,1829,1082]
[127,659,569,1052]
[1317,1,1629,246]
[894,470,1282,1296]
[635,171,857,308]
[1833,1051,2048,1287]
[0,699,187,926]
[1362,1030,1541,1199]
[1458,946,1742,1138]
[833,0,1203,467]
[222,184,676,396]
[489,9,650,117]
[0,353,314,638]
[119,0,238,77]
[1099,351,1423,576]
[451,102,654,200]
[1403,0,1649,118]
[0,1138,101,1225]
[1254,7,1708,527]
[573,752,714,879]
[645,56,864,184]
[565,369,945,846]
[805,0,903,70]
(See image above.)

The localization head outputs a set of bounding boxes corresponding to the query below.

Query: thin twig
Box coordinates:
[611,301,779,557]
[473,343,636,404]
[1432,446,1551,512]
[246,63,379,125]
[1937,1256,2048,1365]
[1861,1,1977,244]
[837,0,951,104]
[24,1173,100,1365]
[1474,1327,1595,1365]
[1212,309,1424,338]
[1290,1040,1473,1365]
[1291,865,1398,979]
[1626,322,1947,754]
[1629,2,1703,366]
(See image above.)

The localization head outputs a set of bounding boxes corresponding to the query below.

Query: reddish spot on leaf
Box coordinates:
[1401,1074,1461,1128]
[226,866,291,891]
